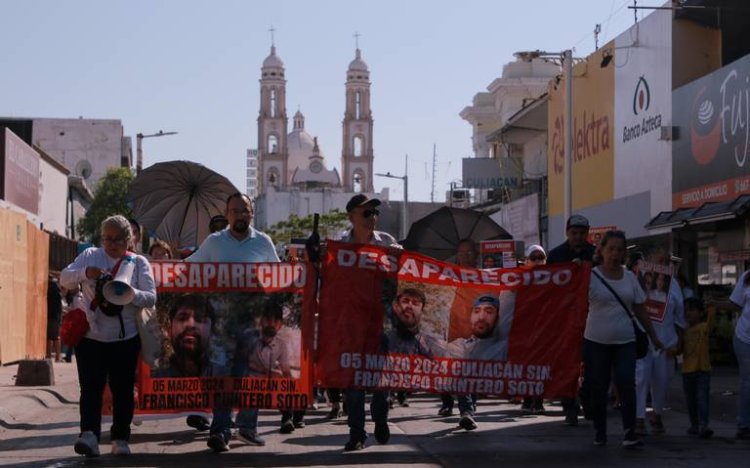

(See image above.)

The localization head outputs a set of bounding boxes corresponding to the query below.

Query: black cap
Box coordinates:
[346,194,381,213]
[566,214,590,229]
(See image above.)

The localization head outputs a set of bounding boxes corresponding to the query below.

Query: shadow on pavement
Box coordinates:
[6,450,441,468]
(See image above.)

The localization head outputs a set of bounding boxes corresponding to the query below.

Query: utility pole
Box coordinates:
[430,143,437,203]
[563,49,573,234]
[136,130,178,173]
[375,153,409,239]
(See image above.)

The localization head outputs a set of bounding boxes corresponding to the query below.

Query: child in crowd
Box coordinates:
[681,297,715,438]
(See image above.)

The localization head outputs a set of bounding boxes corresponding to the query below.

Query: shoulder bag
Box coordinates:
[592,269,649,359]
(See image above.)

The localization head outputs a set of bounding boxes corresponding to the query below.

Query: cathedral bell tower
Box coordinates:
[257,44,288,194]
[341,46,374,192]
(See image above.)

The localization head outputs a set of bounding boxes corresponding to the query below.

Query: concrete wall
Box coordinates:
[32,118,126,189]
[38,157,68,235]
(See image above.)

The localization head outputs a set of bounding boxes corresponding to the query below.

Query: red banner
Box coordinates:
[316,241,590,398]
[134,261,315,413]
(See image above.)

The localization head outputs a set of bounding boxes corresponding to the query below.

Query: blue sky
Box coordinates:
[2,0,665,202]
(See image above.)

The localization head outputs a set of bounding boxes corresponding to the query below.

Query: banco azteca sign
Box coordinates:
[622,76,662,143]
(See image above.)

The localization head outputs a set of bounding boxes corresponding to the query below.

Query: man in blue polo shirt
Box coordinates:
[188,195,278,264]
[187,192,279,453]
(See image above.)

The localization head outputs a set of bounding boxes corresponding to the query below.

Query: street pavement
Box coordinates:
[0,360,747,468]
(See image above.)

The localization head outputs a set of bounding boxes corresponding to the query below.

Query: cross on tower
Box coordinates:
[353,31,360,49]
[269,26,276,46]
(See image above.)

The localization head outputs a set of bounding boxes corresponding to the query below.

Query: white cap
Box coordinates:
[525,244,546,258]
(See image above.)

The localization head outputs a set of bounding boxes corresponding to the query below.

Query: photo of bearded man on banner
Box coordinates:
[152,293,215,377]
[381,286,446,358]
[446,293,514,361]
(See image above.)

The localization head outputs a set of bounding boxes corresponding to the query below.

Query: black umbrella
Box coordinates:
[127,161,239,248]
[402,206,511,262]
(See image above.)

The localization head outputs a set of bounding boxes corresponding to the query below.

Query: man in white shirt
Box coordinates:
[186,192,279,453]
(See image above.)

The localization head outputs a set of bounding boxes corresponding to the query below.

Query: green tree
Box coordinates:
[77,167,134,244]
[265,209,349,244]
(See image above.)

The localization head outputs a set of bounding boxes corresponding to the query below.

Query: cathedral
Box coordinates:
[251,43,386,231]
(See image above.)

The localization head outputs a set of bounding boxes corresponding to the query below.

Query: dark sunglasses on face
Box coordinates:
[363,208,380,218]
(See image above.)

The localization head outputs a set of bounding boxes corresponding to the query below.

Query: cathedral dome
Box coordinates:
[262,46,284,69]
[348,48,369,72]
[287,111,319,172]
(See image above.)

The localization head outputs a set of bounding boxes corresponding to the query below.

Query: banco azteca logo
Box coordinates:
[633,76,650,115]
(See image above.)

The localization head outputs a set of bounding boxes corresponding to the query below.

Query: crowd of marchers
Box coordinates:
[53,192,750,457]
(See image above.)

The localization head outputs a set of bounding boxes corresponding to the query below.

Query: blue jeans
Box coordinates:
[734,336,750,430]
[583,339,636,441]
[209,364,260,441]
[682,371,710,428]
[458,394,475,415]
[345,389,389,442]
[441,394,474,414]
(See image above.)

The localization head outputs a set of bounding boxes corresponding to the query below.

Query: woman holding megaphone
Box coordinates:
[61,215,156,458]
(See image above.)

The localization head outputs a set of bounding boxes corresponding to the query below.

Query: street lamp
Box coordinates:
[526,49,573,237]
[136,130,178,173]
[376,154,409,239]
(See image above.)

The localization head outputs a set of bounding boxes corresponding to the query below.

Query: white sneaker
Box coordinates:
[111,439,131,456]
[74,431,100,457]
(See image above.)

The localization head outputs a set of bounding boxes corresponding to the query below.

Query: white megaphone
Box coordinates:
[103,255,137,305]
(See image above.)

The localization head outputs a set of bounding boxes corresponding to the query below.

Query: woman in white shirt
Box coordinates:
[61,215,156,458]
[584,230,662,448]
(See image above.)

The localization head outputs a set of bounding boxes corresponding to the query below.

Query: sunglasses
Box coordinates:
[362,208,380,218]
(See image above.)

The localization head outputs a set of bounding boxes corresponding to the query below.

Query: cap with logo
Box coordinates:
[346,194,381,213]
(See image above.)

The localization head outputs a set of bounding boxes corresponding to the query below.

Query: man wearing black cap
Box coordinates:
[547,214,595,265]
[547,213,596,426]
[341,194,399,247]
[341,194,400,451]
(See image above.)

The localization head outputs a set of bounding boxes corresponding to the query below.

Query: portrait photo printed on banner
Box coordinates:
[381,278,515,362]
[634,259,673,324]
[149,292,303,380]
[136,261,311,413]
